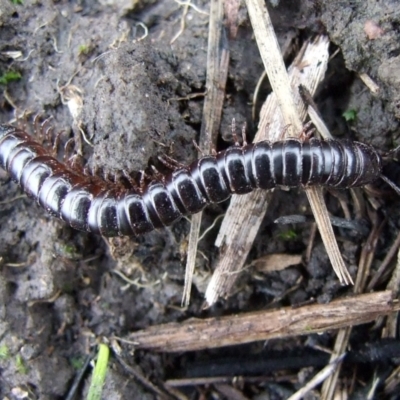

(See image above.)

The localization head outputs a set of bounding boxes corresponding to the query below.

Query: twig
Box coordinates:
[359,72,380,94]
[127,291,397,352]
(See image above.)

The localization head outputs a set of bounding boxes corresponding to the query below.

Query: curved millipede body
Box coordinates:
[0,124,382,237]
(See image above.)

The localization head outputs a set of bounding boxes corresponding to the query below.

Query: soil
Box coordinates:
[0,0,399,399]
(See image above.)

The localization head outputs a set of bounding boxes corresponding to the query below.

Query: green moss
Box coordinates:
[0,71,22,85]
[78,44,91,56]
[0,344,10,360]
[16,354,28,374]
[278,229,298,241]
[70,356,85,370]
[342,109,357,122]
[55,242,81,259]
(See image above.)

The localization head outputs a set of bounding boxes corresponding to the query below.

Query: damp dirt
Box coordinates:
[0,0,399,399]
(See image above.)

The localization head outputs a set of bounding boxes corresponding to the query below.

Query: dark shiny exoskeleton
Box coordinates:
[0,124,382,237]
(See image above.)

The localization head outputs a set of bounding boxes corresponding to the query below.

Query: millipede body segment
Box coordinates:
[0,124,382,237]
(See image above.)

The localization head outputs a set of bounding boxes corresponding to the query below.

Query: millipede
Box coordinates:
[0,123,393,237]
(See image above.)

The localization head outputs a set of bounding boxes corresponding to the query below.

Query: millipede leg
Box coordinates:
[158,154,186,170]
[241,121,247,146]
[0,122,385,237]
[381,145,400,159]
[122,170,140,191]
[231,117,240,146]
[298,121,315,141]
[150,165,165,183]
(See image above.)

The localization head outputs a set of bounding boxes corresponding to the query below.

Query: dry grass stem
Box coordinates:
[250,253,302,272]
[182,0,233,306]
[250,0,351,285]
[384,365,400,395]
[384,246,400,338]
[359,72,380,94]
[306,103,333,140]
[367,230,400,290]
[287,354,346,400]
[205,0,351,305]
[205,33,331,305]
[321,211,385,399]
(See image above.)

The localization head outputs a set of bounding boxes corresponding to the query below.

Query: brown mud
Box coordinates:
[0,1,399,399]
